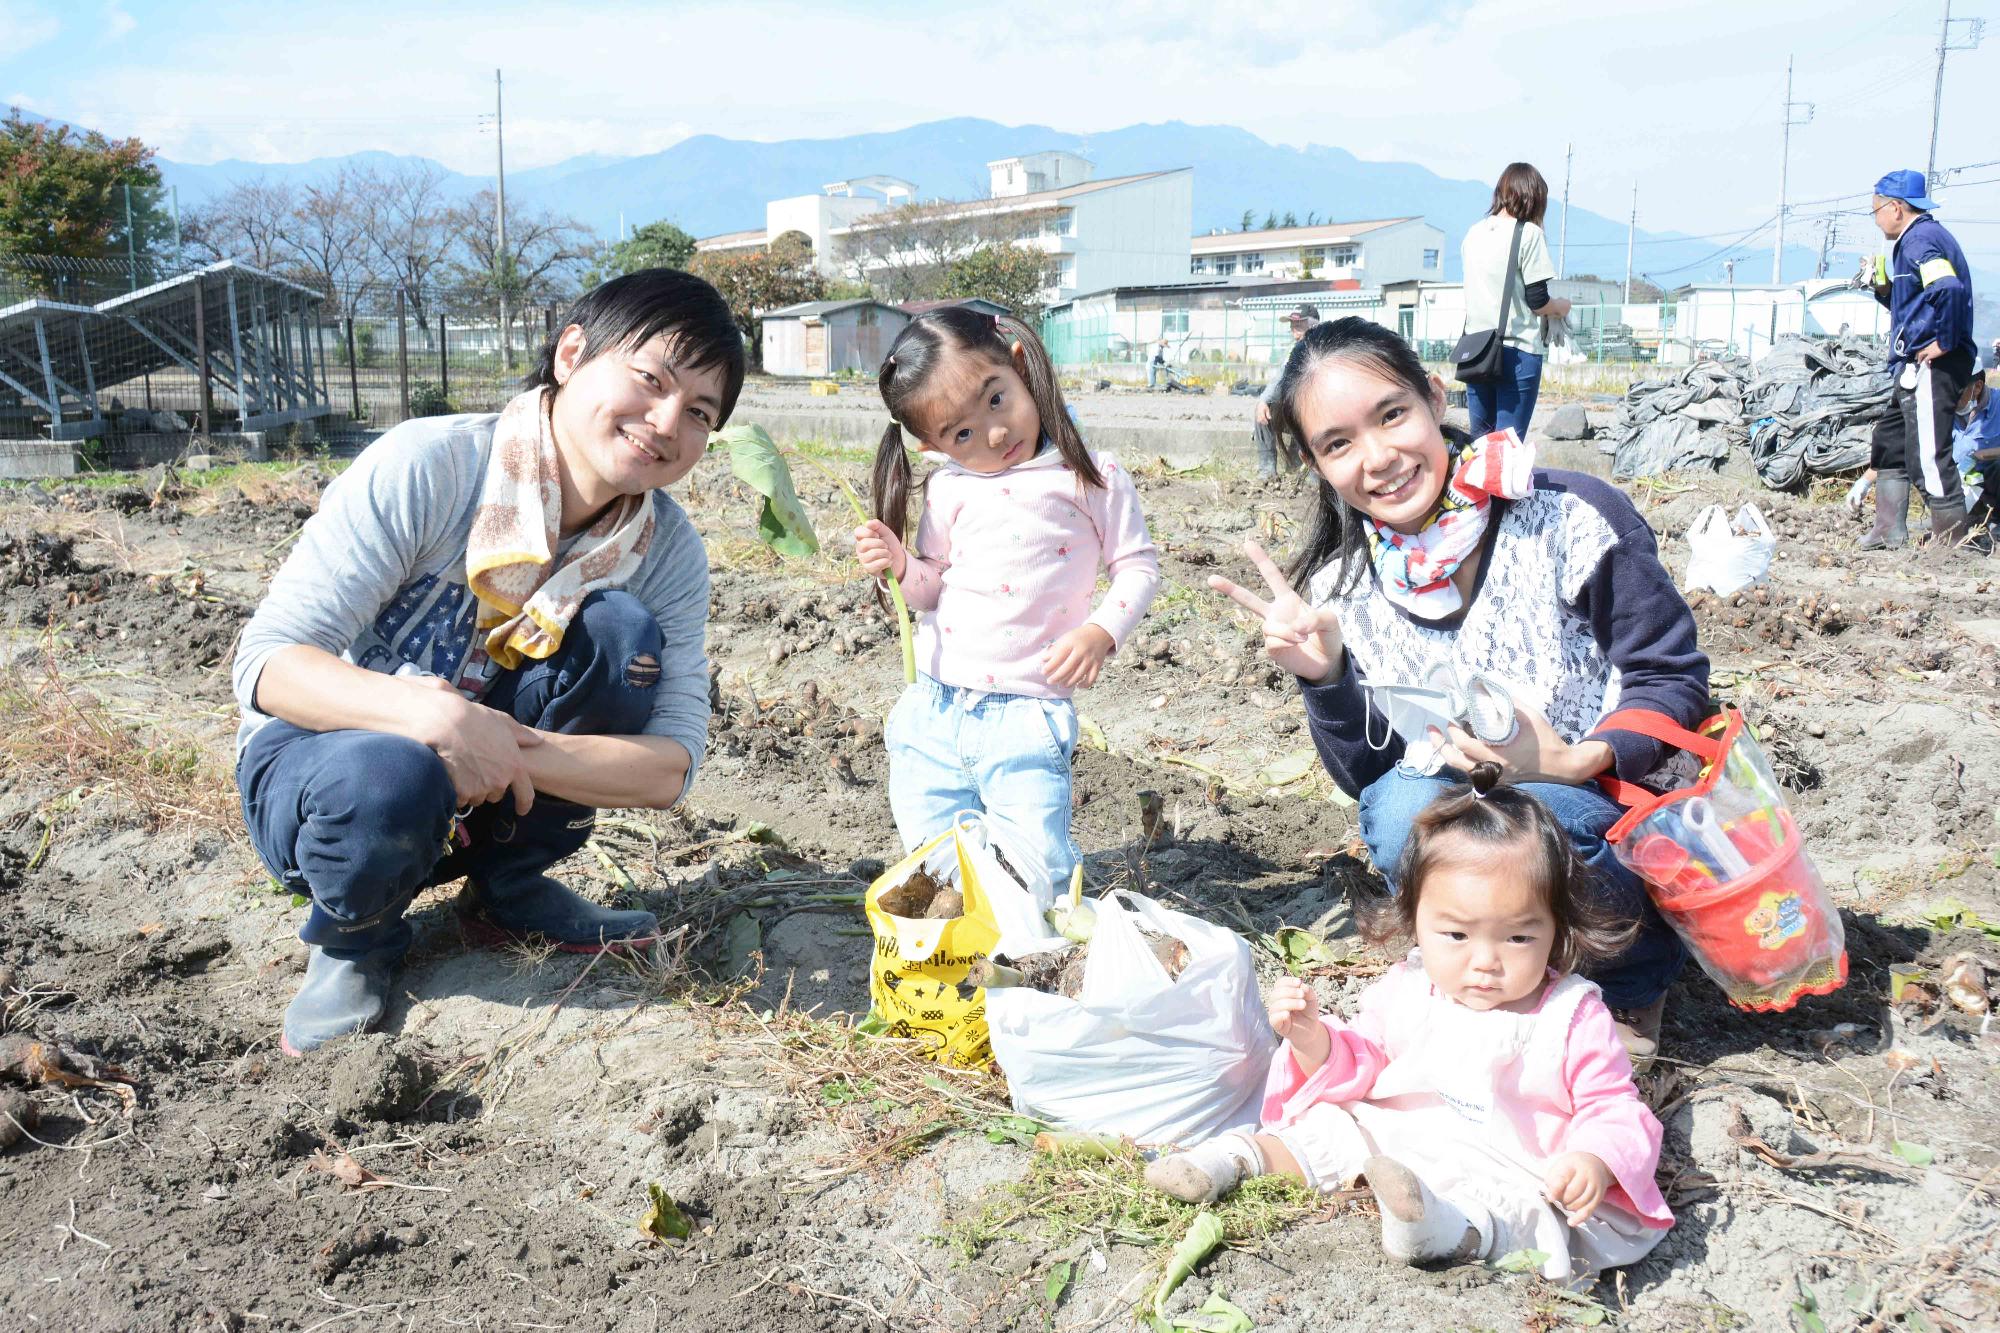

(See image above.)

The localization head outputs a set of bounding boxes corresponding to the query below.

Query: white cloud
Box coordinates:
[0,1,60,54]
[104,5,136,41]
[9,0,1993,251]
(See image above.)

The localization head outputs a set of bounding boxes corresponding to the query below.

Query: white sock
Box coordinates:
[1363,1154,1485,1265]
[1144,1133,1264,1204]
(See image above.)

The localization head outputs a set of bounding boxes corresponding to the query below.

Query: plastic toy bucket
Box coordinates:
[1600,708,1847,1012]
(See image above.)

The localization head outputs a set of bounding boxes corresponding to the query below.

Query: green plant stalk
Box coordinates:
[788,451,917,685]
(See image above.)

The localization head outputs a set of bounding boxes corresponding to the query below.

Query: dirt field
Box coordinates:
[0,427,1996,1332]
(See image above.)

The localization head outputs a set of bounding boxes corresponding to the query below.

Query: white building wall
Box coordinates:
[1065,171,1193,300]
[1671,284,1889,361]
[762,319,809,377]
[766,194,887,277]
[1357,222,1448,288]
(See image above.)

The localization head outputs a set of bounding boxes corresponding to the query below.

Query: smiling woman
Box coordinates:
[1208,317,1711,1070]
[230,267,745,1057]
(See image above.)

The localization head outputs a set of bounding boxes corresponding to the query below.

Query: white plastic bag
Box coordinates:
[1682,503,1775,597]
[984,890,1277,1146]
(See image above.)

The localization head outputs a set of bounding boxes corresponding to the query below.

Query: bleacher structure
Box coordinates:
[0,260,331,441]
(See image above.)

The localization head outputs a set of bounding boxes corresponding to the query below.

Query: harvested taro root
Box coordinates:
[966,925,1190,999]
[876,868,964,921]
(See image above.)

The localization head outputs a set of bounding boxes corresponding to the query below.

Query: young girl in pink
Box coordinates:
[851,309,1159,896]
[1147,775,1673,1281]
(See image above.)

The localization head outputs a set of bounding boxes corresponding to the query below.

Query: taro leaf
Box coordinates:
[1575,1307,1607,1327]
[984,1113,1044,1147]
[739,820,787,848]
[1272,926,1351,970]
[1891,1139,1935,1167]
[1043,1259,1073,1306]
[1916,897,2000,938]
[712,423,818,558]
[1171,1292,1254,1333]
[855,1008,888,1036]
[1259,749,1318,788]
[1153,1211,1227,1318]
[1491,1248,1550,1274]
[722,912,762,978]
[1793,1278,1828,1333]
[637,1182,693,1243]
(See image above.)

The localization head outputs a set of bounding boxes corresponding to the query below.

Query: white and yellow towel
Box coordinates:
[466,388,655,670]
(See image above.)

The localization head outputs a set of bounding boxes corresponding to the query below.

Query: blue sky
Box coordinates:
[4,0,1998,261]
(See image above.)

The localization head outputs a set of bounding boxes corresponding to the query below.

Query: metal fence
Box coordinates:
[1043,291,1894,376]
[0,253,564,457]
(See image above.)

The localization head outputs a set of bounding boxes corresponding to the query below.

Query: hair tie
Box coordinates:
[987,313,1002,334]
[1009,339,1022,357]
[885,353,897,372]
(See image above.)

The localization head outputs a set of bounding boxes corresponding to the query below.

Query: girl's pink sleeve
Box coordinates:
[1081,456,1160,649]
[897,489,953,612]
[1260,972,1399,1129]
[1559,996,1674,1227]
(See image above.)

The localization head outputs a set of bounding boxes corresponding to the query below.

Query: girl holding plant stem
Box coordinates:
[852,309,1160,900]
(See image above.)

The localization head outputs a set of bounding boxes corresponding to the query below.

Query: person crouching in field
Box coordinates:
[232,270,742,1056]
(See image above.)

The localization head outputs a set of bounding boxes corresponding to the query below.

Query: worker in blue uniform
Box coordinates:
[1856,169,1979,553]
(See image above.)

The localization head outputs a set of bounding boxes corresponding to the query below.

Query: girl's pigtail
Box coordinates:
[998,313,1103,491]
[871,422,914,548]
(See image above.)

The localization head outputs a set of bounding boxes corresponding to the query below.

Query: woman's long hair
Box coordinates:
[1274,317,1458,601]
[1488,162,1550,227]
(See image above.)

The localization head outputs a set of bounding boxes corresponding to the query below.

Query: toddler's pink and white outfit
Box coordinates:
[1263,953,1673,1280]
[884,447,1159,894]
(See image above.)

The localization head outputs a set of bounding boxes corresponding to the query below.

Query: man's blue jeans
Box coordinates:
[238,590,663,958]
[1357,767,1685,1008]
[1465,348,1545,438]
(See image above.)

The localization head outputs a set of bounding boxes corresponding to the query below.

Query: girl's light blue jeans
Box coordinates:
[885,675,1080,898]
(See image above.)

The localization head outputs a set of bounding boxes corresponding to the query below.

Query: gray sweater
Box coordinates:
[231,413,711,797]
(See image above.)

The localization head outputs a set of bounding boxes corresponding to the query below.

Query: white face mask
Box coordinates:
[1366,663,1519,775]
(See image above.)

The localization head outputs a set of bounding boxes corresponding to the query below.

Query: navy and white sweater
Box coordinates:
[1299,468,1710,796]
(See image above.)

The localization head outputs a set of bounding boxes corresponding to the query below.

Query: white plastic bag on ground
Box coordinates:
[1682,503,1775,597]
[984,889,1277,1147]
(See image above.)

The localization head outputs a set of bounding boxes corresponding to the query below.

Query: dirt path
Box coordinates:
[0,449,1994,1331]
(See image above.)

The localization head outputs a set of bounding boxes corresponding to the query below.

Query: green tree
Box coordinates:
[1282,210,1298,228]
[584,219,697,287]
[1240,209,1255,232]
[937,243,1056,321]
[0,109,166,263]
[1263,211,1279,230]
[690,229,826,368]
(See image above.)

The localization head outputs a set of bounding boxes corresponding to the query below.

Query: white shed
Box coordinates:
[759,299,910,377]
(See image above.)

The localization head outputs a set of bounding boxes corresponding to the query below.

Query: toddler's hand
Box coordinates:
[1267,976,1330,1070]
[1042,625,1114,689]
[1542,1152,1615,1223]
[852,520,906,581]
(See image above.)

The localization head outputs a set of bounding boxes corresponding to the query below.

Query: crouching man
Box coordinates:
[232,270,743,1055]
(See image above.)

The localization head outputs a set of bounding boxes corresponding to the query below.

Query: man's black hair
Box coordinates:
[526,268,747,426]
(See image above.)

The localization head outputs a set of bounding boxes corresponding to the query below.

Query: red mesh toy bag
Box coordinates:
[1598,707,1847,1012]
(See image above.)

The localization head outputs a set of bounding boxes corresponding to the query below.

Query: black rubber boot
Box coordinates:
[1928,499,1971,553]
[454,800,658,953]
[284,900,411,1057]
[1857,475,1910,551]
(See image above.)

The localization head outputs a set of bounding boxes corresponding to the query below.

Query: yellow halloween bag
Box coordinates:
[862,821,1008,1069]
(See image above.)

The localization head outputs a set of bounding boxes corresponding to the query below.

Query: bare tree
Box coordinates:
[279,168,377,316]
[356,160,459,323]
[182,177,295,272]
[444,189,597,361]
[835,200,1059,303]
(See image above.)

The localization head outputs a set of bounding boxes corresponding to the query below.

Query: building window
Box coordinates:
[1214,255,1237,276]
[1190,256,1209,274]
[1163,308,1189,334]
[1241,252,1265,273]
[1423,249,1440,268]
[1329,245,1358,266]
[1057,256,1075,286]
[1302,247,1326,264]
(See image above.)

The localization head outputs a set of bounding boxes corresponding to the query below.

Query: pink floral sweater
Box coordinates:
[1263,957,1673,1229]
[898,449,1160,699]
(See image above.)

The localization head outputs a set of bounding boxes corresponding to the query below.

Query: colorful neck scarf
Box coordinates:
[465,388,656,670]
[1363,428,1536,620]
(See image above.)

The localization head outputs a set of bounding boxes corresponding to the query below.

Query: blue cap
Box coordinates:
[1874,169,1938,212]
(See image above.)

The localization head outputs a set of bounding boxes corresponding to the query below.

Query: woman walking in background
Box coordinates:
[1461,163,1569,437]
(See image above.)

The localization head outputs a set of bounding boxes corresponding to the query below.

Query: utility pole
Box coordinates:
[1775,55,1814,283]
[1928,2,1987,190]
[1624,182,1637,303]
[1558,143,1572,279]
[494,68,511,371]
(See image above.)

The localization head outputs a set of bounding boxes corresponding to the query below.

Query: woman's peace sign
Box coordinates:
[1207,541,1346,686]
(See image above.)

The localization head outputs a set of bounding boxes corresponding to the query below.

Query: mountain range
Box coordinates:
[150,117,1832,288]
